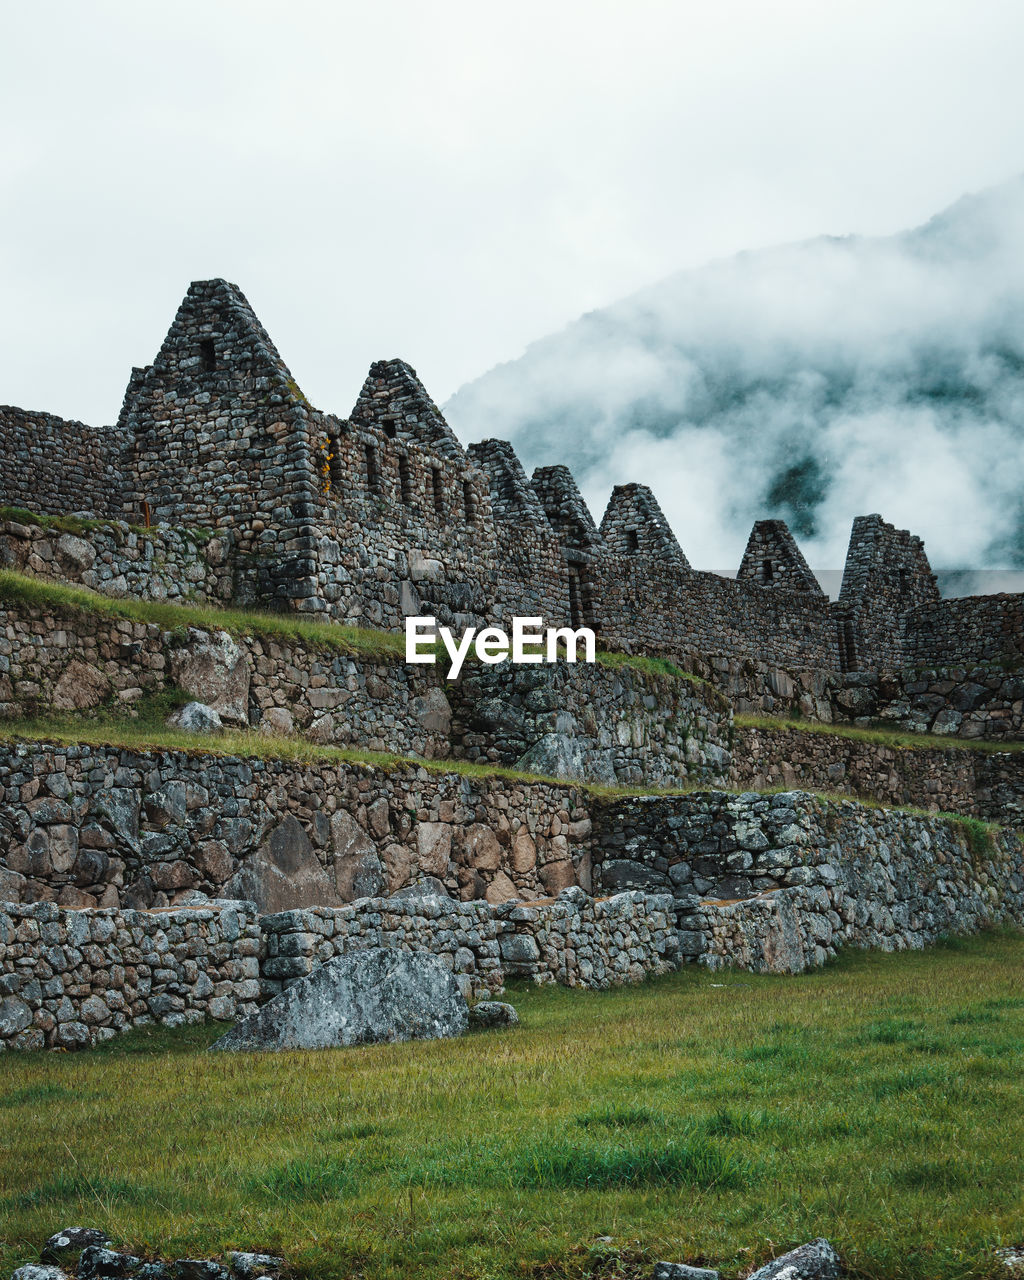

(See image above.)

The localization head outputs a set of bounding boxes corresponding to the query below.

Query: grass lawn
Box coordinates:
[2,934,1023,1280]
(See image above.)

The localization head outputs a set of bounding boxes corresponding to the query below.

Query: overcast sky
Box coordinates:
[3,0,1023,430]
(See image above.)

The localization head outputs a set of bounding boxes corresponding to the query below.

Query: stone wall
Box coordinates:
[449,660,731,787]
[491,886,678,987]
[262,887,680,998]
[0,899,260,1051]
[0,515,229,605]
[0,742,593,911]
[0,406,124,521]
[260,898,504,1003]
[831,665,1024,741]
[905,594,1024,669]
[592,555,838,669]
[0,886,687,1051]
[0,605,452,758]
[594,789,1024,970]
[730,722,1024,821]
[0,594,732,783]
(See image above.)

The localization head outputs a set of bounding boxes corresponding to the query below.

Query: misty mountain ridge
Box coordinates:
[445,175,1024,578]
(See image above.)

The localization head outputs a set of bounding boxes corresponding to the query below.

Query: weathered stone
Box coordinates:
[511,829,537,873]
[52,660,111,711]
[169,630,249,725]
[484,870,519,903]
[42,1228,112,1262]
[210,948,468,1052]
[468,1000,519,1029]
[416,822,452,876]
[746,1238,840,1280]
[78,1247,142,1280]
[410,687,452,736]
[538,859,576,894]
[599,859,671,893]
[515,733,589,782]
[226,1254,284,1279]
[0,866,27,901]
[0,995,32,1036]
[223,815,341,912]
[464,823,502,870]
[389,876,452,902]
[259,706,295,736]
[652,1265,719,1280]
[12,1267,70,1280]
[167,701,223,734]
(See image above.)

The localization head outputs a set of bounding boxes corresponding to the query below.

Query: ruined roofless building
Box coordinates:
[1,278,1022,691]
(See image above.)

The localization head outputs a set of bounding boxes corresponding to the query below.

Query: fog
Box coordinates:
[446,178,1024,576]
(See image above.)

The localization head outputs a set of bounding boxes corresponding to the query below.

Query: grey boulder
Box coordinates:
[388,876,453,903]
[747,1239,841,1280]
[469,1001,520,1029]
[166,702,224,735]
[209,947,469,1052]
[42,1229,111,1262]
[223,815,342,913]
[169,629,249,725]
[652,1265,719,1280]
[516,732,617,785]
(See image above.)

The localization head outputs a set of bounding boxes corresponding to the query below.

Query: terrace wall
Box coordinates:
[0,899,260,1051]
[730,723,1024,822]
[593,790,1024,970]
[0,742,594,912]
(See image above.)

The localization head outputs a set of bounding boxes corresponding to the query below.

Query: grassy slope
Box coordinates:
[2,935,1024,1280]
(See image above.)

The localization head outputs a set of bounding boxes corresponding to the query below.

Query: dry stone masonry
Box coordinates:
[2,278,1024,1052]
[0,899,260,1051]
[1,278,1021,741]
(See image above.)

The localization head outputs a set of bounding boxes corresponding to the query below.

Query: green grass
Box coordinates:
[0,504,113,536]
[1,935,1023,1279]
[0,568,406,663]
[595,650,719,697]
[0,715,695,800]
[735,712,1024,755]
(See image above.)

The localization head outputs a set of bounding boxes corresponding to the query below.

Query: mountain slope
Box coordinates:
[445,177,1024,571]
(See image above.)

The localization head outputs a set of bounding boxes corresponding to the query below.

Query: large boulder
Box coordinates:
[169,629,250,725]
[331,810,385,900]
[52,660,111,711]
[209,947,468,1052]
[410,687,452,737]
[223,815,342,912]
[515,733,617,785]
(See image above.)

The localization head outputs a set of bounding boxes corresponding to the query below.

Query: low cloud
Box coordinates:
[446,176,1024,582]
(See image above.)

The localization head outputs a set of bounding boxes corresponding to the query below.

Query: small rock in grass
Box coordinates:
[12,1267,69,1280]
[78,1247,142,1279]
[42,1229,111,1262]
[227,1255,284,1279]
[468,1001,520,1029]
[173,1262,230,1280]
[653,1264,719,1280]
[747,1239,840,1280]
[996,1249,1024,1275]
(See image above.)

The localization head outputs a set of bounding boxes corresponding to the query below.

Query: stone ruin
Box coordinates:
[1,278,1024,1052]
[1,277,1021,710]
